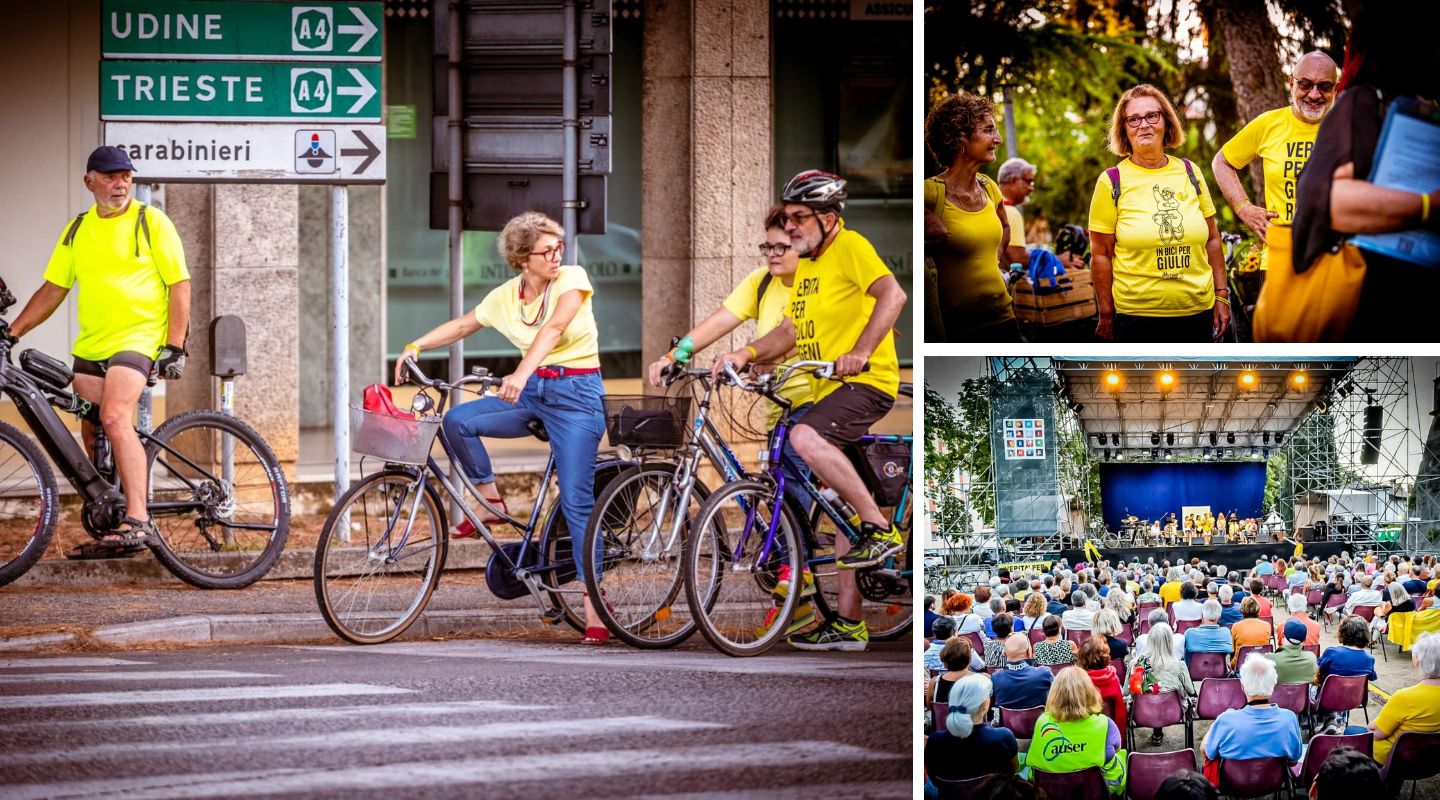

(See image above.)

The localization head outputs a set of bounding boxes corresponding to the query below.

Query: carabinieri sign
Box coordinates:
[102,0,381,62]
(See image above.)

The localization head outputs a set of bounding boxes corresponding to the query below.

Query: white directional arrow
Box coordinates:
[338,7,379,53]
[336,68,377,114]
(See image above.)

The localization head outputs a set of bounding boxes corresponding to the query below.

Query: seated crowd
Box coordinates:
[924,551,1440,798]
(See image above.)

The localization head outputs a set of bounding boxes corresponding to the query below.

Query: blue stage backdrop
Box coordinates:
[1098,462,1266,531]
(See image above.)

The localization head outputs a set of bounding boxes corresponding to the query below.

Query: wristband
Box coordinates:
[403,343,421,357]
[1422,192,1431,225]
[663,351,677,363]
[1214,294,1230,306]
[744,345,758,360]
[1236,199,1252,212]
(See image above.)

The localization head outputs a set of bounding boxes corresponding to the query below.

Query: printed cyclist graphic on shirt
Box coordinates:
[1151,184,1185,244]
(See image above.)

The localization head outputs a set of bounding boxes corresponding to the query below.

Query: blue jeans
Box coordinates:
[442,372,606,582]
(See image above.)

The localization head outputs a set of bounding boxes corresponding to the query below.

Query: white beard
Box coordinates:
[1295,102,1327,122]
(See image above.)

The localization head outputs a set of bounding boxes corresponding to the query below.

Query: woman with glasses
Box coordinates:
[1088,84,1229,342]
[394,211,610,643]
[922,91,1021,342]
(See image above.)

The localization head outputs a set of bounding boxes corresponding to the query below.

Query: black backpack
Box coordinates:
[62,202,151,257]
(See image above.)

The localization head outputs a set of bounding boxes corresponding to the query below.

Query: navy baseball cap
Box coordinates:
[86,146,134,174]
[1283,619,1308,644]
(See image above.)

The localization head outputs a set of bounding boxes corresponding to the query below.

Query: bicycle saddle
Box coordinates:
[526,418,549,442]
[898,382,913,398]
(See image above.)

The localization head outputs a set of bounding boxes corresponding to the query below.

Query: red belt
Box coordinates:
[535,366,601,379]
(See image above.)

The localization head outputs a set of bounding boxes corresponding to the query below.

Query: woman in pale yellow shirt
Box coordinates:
[923,91,1020,342]
[395,211,610,643]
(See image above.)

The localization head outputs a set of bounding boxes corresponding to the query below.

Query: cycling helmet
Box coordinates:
[780,170,847,212]
[1054,224,1090,260]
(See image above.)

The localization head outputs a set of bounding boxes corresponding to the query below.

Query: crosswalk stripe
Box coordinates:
[0,670,275,685]
[0,658,151,670]
[0,740,899,800]
[5,715,726,767]
[0,699,547,734]
[2,683,411,710]
[285,641,908,681]
[629,781,914,799]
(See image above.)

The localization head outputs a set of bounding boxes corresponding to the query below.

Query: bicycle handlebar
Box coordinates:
[399,356,504,394]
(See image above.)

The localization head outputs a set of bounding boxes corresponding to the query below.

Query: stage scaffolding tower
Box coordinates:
[1278,357,1438,554]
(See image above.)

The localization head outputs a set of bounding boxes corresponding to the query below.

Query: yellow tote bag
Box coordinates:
[1252,224,1367,342]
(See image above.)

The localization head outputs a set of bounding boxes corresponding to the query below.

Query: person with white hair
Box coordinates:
[996,157,1037,267]
[1131,607,1172,659]
[1368,633,1440,765]
[1104,583,1134,624]
[1062,590,1096,632]
[1287,592,1321,646]
[1343,574,1384,616]
[1216,583,1242,626]
[925,672,1019,791]
[1181,599,1233,662]
[1203,654,1303,764]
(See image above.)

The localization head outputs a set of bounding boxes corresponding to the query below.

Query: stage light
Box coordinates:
[1165,449,1173,460]
[1151,448,1159,460]
[1209,432,1218,446]
[1203,446,1212,459]
[1263,447,1270,459]
[1103,449,1111,461]
[1166,432,1175,446]
[1238,370,1258,390]
[1095,434,1106,446]
[1116,451,1125,461]
[1263,431,1271,444]
[1289,371,1308,389]
[1251,447,1259,459]
[1111,434,1120,446]
[1276,432,1284,445]
[1103,370,1123,391]
[1156,370,1177,391]
[1151,432,1161,446]
[1073,403,1085,414]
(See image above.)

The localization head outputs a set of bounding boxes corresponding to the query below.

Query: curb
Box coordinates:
[0,606,571,652]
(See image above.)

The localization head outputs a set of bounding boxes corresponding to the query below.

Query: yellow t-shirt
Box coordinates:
[1220,106,1320,226]
[721,266,812,424]
[1372,682,1440,764]
[1159,580,1182,606]
[1087,157,1218,317]
[1003,203,1027,249]
[472,265,600,368]
[787,221,900,402]
[924,176,1014,330]
[43,201,189,361]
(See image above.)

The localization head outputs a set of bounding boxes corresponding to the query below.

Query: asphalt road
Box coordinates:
[0,638,911,799]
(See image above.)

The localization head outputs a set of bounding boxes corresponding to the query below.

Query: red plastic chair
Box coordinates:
[1194,678,1246,721]
[1302,644,1321,659]
[998,705,1044,741]
[1311,674,1369,735]
[1234,644,1274,668]
[1187,651,1230,681]
[1306,588,1323,608]
[1126,748,1198,800]
[1029,627,1047,645]
[929,773,993,800]
[1218,756,1291,799]
[1351,604,1377,622]
[1174,619,1201,635]
[1119,621,1135,642]
[1110,658,1128,682]
[1128,690,1192,750]
[931,701,949,728]
[1066,628,1093,648]
[962,631,987,658]
[1136,602,1161,622]
[1291,732,1372,790]
[1270,683,1310,718]
[1379,731,1440,800]
[1046,662,1071,675]
[1033,766,1108,800]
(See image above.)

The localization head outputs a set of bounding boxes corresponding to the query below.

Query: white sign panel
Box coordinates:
[1002,417,1046,461]
[102,122,385,184]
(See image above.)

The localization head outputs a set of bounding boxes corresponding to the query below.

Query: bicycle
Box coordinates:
[579,366,756,648]
[682,360,913,657]
[312,360,633,645]
[0,277,291,589]
[1222,230,1263,343]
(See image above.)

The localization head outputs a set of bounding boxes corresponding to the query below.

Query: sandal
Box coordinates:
[580,591,611,644]
[450,497,509,539]
[100,517,155,549]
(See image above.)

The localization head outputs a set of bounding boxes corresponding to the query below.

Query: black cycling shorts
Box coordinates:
[73,351,154,379]
[794,383,894,447]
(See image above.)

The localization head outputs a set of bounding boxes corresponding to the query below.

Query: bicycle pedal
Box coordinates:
[540,607,566,625]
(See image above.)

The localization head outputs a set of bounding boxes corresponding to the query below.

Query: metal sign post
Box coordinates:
[332,184,351,529]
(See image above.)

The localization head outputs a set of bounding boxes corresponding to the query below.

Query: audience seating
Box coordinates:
[1302,644,1321,659]
[1234,644,1273,667]
[1194,678,1246,722]
[1029,627,1047,645]
[1379,731,1440,800]
[1187,651,1229,681]
[1217,756,1291,799]
[998,705,1044,742]
[1033,766,1108,800]
[1270,683,1309,718]
[1046,662,1069,676]
[1173,619,1200,635]
[931,701,949,728]
[1128,690,1192,750]
[962,631,986,658]
[929,773,991,800]
[1322,595,1347,629]
[1110,658,1128,681]
[1291,732,1373,790]
[1310,674,1369,735]
[1126,749,1197,800]
[1136,602,1161,622]
[1066,629,1092,647]
[1101,694,1121,730]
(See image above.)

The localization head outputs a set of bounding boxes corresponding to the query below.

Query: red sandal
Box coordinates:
[580,591,610,644]
[450,497,509,539]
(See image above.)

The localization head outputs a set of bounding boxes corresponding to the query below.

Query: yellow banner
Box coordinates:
[999,560,1053,573]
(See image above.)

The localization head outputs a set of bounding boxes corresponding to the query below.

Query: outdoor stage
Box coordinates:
[1058,540,1352,569]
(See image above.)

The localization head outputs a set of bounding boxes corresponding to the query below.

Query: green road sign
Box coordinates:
[102,60,381,122]
[102,0,382,61]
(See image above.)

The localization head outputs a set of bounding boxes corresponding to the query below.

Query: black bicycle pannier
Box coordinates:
[19,349,74,392]
[861,441,910,507]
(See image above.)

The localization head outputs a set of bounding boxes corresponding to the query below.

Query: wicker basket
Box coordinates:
[602,395,692,449]
[349,404,441,465]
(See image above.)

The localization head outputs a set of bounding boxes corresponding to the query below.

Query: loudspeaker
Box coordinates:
[1362,405,1383,465]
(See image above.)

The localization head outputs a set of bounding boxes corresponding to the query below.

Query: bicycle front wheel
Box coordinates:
[584,464,707,649]
[683,479,802,657]
[0,420,59,588]
[314,470,448,644]
[145,411,290,589]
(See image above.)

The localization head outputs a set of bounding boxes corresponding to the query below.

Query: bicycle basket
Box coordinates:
[602,394,691,448]
[349,404,441,465]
